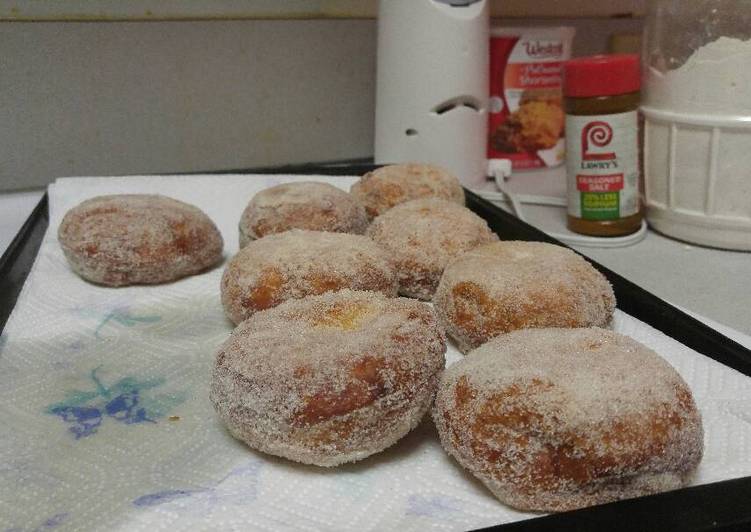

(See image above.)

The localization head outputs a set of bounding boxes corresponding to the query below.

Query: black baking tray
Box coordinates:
[1,162,750,532]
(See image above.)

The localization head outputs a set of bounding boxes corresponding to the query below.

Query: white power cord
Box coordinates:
[473,160,648,248]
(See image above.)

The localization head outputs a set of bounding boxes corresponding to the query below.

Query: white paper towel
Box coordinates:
[1,174,750,532]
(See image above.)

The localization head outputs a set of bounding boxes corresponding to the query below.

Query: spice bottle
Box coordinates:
[563,54,642,236]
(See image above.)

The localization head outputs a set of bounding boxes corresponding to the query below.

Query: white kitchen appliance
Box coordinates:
[374,0,489,188]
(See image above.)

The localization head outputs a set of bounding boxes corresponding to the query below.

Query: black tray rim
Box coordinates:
[1,162,750,532]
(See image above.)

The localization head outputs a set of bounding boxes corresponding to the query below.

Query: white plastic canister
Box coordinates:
[641,0,751,251]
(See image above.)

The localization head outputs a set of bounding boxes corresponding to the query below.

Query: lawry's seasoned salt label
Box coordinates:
[566,112,639,220]
[488,27,575,170]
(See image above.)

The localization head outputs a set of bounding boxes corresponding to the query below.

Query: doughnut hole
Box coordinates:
[220,230,398,325]
[58,194,223,286]
[432,328,704,512]
[434,241,615,353]
[239,182,368,245]
[351,163,465,219]
[366,198,497,300]
[211,289,447,466]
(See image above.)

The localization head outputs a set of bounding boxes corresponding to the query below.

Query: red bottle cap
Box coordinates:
[563,54,640,98]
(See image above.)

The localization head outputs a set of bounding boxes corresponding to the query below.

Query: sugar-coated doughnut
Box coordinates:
[366,198,498,300]
[432,327,704,512]
[350,163,464,219]
[238,182,368,247]
[210,289,447,466]
[58,194,223,286]
[433,241,615,353]
[221,230,397,324]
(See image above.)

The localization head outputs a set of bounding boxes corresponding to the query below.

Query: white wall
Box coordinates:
[0,16,640,191]
[1,19,377,190]
[0,0,646,20]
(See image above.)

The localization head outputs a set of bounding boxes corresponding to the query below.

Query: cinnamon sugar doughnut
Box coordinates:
[350,163,464,219]
[432,327,704,512]
[238,182,368,247]
[58,194,223,286]
[433,241,615,353]
[221,230,397,324]
[210,289,447,466]
[366,198,498,300]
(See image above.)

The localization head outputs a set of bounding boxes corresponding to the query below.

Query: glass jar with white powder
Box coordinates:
[642,0,751,250]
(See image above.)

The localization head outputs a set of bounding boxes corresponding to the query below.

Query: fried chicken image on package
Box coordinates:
[491,94,564,154]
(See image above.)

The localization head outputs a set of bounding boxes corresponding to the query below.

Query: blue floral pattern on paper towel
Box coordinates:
[90,307,161,339]
[3,512,69,532]
[406,494,463,519]
[45,367,185,439]
[133,460,264,512]
[72,304,161,338]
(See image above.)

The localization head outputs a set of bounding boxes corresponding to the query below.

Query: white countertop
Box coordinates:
[1,186,749,334]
